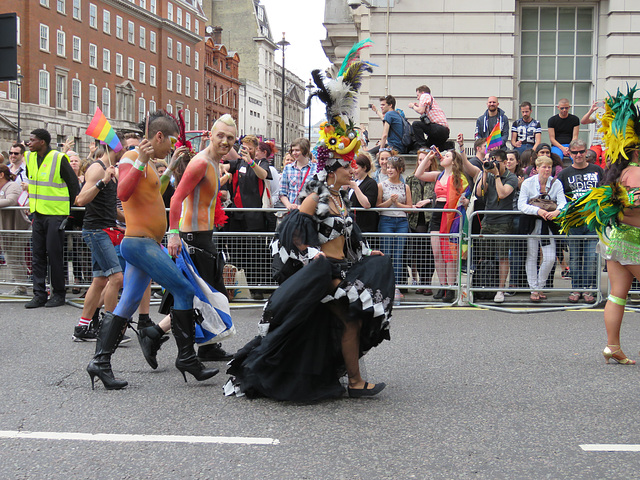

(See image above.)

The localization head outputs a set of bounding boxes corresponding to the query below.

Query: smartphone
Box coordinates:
[368,103,373,108]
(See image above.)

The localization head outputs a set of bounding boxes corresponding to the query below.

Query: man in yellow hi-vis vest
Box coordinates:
[24,129,79,308]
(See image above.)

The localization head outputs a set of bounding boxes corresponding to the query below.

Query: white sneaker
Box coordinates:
[494,291,505,303]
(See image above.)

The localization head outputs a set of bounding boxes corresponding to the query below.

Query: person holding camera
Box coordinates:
[409,85,450,151]
[461,147,518,303]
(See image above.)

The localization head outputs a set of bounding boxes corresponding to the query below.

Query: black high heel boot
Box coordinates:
[86,312,129,390]
[138,325,169,370]
[170,308,219,382]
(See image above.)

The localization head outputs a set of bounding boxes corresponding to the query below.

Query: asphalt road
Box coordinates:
[1,301,640,479]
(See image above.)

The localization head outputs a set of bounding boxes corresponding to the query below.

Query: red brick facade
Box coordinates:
[0,0,206,149]
[204,28,240,130]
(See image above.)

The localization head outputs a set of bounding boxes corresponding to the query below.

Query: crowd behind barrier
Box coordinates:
[0,206,631,311]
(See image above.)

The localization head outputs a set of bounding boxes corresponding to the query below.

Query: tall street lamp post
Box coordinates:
[306,79,314,141]
[276,33,289,164]
[16,71,23,142]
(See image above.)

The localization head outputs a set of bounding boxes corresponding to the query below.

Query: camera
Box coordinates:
[483,160,497,170]
[348,0,372,9]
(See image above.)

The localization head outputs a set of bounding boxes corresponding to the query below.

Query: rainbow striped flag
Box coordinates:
[85,107,122,152]
[485,122,502,151]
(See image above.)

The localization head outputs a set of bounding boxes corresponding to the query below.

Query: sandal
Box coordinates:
[538,292,547,300]
[603,345,636,365]
[582,292,596,304]
[568,292,581,303]
[530,292,541,303]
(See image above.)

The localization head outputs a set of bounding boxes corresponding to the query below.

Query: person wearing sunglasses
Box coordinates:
[547,99,580,159]
[556,139,604,304]
[86,111,218,390]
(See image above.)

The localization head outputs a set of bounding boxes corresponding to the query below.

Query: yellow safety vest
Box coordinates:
[26,150,71,215]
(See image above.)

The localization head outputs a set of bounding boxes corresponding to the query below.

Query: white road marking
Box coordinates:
[0,430,279,445]
[580,444,640,452]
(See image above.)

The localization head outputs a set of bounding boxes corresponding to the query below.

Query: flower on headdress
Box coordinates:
[325,132,341,151]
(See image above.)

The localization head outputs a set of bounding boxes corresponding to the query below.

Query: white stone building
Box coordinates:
[322,0,640,148]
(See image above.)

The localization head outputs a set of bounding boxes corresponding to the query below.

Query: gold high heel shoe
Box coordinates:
[603,345,636,365]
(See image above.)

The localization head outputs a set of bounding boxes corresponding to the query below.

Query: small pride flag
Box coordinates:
[85,107,122,152]
[485,122,502,151]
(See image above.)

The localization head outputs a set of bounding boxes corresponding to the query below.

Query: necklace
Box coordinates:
[329,191,346,217]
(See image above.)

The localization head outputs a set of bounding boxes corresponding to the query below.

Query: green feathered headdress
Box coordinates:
[600,85,640,164]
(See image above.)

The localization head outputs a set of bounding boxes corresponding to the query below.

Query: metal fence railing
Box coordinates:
[0,206,626,312]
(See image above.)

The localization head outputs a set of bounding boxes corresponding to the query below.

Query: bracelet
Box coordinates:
[247,159,256,168]
[133,159,145,171]
[95,179,106,191]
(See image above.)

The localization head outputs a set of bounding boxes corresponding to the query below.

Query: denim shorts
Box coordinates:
[82,229,124,277]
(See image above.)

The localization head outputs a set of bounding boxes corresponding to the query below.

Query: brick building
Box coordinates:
[204,26,241,130]
[0,0,207,155]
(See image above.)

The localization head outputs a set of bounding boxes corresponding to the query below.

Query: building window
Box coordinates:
[184,109,190,130]
[195,20,199,35]
[185,46,191,66]
[149,99,156,112]
[138,97,145,122]
[519,5,595,143]
[39,70,50,106]
[150,0,156,14]
[150,31,156,52]
[167,2,173,21]
[185,77,190,97]
[56,73,67,109]
[103,10,110,34]
[176,7,182,25]
[89,4,97,29]
[139,26,145,49]
[149,65,156,87]
[140,0,146,8]
[89,84,97,112]
[166,103,172,114]
[56,29,65,57]
[72,78,81,112]
[116,53,123,76]
[167,70,173,91]
[9,77,19,100]
[89,43,97,68]
[128,21,135,44]
[194,81,198,100]
[72,0,80,19]
[72,36,81,61]
[167,38,173,58]
[195,52,199,70]
[128,57,135,80]
[176,73,182,94]
[193,111,198,130]
[102,87,111,117]
[57,0,65,14]
[103,48,110,72]
[176,42,182,62]
[40,0,49,7]
[185,13,191,30]
[40,24,49,51]
[116,84,134,121]
[116,16,123,39]
[139,62,146,83]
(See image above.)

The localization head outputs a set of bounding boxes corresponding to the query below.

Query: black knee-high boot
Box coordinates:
[86,312,129,390]
[170,308,219,382]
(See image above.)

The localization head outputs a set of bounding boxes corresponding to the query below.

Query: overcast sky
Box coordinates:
[260,0,332,124]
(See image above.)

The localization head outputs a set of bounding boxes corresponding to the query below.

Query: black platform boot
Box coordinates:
[86,312,129,390]
[197,342,234,361]
[138,324,169,370]
[171,309,219,382]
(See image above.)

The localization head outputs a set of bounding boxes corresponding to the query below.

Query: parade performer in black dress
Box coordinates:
[225,39,394,401]
[557,86,640,365]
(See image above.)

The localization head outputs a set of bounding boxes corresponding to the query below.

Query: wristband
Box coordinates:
[168,229,180,235]
[163,168,173,177]
[95,179,106,191]
[247,159,256,168]
[133,159,145,171]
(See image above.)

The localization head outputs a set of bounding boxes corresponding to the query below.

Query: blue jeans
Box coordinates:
[378,215,409,285]
[568,226,598,290]
[551,144,569,159]
[113,237,195,319]
[82,229,123,277]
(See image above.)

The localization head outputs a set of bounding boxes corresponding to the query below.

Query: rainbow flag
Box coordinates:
[485,122,502,151]
[85,108,122,152]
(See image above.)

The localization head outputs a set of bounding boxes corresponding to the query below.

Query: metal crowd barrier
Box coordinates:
[0,206,630,312]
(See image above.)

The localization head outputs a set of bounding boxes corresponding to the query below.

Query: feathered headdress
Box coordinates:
[599,85,640,164]
[307,38,374,179]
